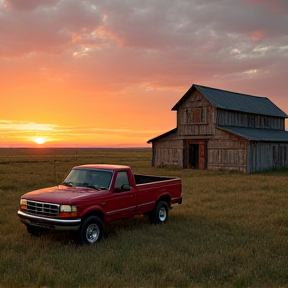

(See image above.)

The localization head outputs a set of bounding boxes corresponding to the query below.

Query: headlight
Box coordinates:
[20,199,27,210]
[59,205,77,217]
[60,205,72,213]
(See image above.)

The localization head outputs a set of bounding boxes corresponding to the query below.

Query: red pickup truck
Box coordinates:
[18,164,182,244]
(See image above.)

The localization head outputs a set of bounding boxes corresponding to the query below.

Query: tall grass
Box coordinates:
[0,148,288,287]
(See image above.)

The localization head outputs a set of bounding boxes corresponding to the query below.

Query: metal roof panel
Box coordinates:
[172,84,287,118]
[195,85,287,117]
[218,126,288,142]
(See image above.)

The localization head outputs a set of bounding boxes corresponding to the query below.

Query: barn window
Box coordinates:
[185,109,193,123]
[200,107,205,122]
[193,108,199,122]
[193,107,205,123]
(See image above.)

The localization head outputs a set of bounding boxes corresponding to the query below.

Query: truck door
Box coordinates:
[105,171,137,221]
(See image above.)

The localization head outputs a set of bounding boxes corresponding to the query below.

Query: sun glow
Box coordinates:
[33,137,45,144]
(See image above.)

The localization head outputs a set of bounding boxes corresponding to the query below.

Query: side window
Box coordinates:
[114,171,129,192]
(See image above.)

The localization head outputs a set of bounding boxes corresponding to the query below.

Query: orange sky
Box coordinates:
[1,0,288,148]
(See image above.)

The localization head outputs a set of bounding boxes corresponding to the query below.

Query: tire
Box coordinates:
[149,201,169,225]
[26,225,48,237]
[79,216,104,244]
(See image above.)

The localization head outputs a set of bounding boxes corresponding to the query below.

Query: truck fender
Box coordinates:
[155,193,171,208]
[79,205,106,223]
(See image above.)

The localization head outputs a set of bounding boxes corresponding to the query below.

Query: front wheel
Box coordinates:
[149,201,169,224]
[79,216,104,244]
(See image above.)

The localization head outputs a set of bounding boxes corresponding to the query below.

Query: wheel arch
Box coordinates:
[156,194,171,206]
[80,207,105,224]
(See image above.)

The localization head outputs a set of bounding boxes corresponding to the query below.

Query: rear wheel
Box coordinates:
[149,201,169,224]
[79,216,104,244]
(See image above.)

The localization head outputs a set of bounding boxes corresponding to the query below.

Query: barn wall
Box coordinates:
[151,132,183,167]
[217,110,285,130]
[177,90,216,136]
[207,129,249,172]
[248,142,288,173]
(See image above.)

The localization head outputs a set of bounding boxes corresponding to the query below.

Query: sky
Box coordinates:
[0,0,288,148]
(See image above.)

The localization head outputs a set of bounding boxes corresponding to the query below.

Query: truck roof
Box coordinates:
[73,164,130,171]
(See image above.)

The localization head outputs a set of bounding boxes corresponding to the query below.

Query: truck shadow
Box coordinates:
[25,213,186,246]
[103,215,151,239]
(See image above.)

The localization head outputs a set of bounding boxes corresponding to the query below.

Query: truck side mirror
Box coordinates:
[121,184,131,191]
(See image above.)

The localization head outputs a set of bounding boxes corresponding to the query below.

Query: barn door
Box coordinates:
[198,142,206,170]
[186,140,207,170]
[189,144,199,169]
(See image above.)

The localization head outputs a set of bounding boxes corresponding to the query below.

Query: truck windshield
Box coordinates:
[62,169,113,190]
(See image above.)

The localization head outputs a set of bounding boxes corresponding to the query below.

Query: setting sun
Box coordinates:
[33,138,45,145]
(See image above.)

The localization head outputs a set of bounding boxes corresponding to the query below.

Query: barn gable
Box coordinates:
[172,84,288,118]
[148,84,288,173]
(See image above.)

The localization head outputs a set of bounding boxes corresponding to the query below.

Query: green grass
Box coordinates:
[0,148,288,288]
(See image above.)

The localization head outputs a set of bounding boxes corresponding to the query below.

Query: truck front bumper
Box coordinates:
[17,210,81,231]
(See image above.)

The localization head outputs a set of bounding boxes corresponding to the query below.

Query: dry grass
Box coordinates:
[0,148,288,288]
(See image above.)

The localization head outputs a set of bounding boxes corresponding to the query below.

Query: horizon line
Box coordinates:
[0,146,151,149]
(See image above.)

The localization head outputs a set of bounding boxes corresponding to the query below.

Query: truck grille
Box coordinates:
[27,200,60,217]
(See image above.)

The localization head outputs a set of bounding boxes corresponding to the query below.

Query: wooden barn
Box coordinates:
[147,84,288,173]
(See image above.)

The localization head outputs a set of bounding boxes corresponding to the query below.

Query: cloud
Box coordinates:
[1,0,287,56]
[242,0,288,15]
[0,0,287,147]
[0,120,56,131]
[0,119,163,146]
[1,0,287,90]
[4,0,59,11]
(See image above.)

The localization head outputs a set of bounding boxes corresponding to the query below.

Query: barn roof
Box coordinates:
[172,84,288,118]
[147,128,177,143]
[218,126,288,142]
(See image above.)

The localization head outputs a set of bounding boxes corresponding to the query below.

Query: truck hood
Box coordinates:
[21,185,109,205]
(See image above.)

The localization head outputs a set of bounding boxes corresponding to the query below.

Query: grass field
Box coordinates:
[0,148,288,288]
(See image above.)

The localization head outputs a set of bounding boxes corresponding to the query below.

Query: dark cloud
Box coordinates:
[0,0,287,107]
[4,0,59,11]
[242,0,288,15]
[1,0,287,55]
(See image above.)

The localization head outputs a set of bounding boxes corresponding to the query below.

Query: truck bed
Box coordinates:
[134,174,177,185]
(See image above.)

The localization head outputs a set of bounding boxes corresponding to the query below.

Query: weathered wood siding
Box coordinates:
[151,131,183,167]
[207,129,249,172]
[177,90,216,136]
[248,142,288,173]
[217,109,285,130]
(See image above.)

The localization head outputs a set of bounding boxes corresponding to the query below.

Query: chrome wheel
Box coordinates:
[80,216,104,245]
[149,201,169,224]
[158,207,167,222]
[86,223,100,243]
